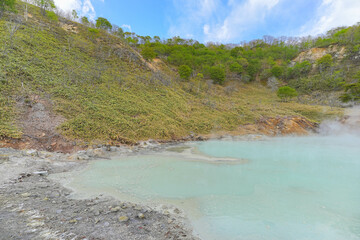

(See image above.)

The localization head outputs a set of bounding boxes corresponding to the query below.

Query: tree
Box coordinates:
[81,16,89,26]
[47,10,57,21]
[271,65,283,78]
[210,66,226,85]
[340,82,360,102]
[72,10,78,21]
[229,62,243,75]
[35,0,56,16]
[141,46,156,60]
[178,65,192,80]
[153,36,161,43]
[277,86,298,102]
[96,17,112,31]
[113,26,124,38]
[340,71,360,102]
[192,73,204,93]
[247,63,258,81]
[230,47,243,57]
[317,54,333,71]
[0,0,16,17]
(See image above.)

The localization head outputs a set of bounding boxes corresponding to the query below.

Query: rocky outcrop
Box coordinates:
[236,116,318,136]
[291,45,346,64]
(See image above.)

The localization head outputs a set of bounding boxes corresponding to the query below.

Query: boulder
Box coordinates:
[137,213,145,219]
[118,216,129,222]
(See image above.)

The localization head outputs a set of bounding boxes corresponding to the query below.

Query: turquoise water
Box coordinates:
[68,135,360,240]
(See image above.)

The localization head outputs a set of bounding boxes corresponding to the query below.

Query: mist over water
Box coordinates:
[66,108,360,240]
[319,107,360,136]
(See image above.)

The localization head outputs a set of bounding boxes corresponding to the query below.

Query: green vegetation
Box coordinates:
[229,62,243,75]
[317,54,333,70]
[209,66,226,84]
[0,1,350,144]
[72,10,78,20]
[0,0,16,16]
[135,37,299,84]
[178,65,192,80]
[341,71,360,102]
[81,16,89,26]
[0,95,20,139]
[271,66,283,78]
[287,61,312,79]
[46,10,57,21]
[35,0,55,16]
[141,46,157,61]
[96,17,112,31]
[277,86,298,102]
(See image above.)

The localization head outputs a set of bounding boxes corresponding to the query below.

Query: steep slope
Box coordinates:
[0,2,342,150]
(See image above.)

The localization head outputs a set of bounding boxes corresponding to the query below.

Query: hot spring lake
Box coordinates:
[59,135,360,240]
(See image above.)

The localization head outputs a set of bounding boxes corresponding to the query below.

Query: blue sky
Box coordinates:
[54,0,360,43]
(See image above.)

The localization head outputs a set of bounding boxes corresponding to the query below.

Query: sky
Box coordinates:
[53,0,360,43]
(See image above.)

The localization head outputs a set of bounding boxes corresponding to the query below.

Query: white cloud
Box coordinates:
[204,0,279,42]
[121,24,132,32]
[300,0,360,36]
[54,0,102,20]
[168,0,280,43]
[53,0,81,12]
[168,0,220,38]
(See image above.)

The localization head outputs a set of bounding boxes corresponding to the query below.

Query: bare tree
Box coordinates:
[23,0,29,21]
[5,19,21,50]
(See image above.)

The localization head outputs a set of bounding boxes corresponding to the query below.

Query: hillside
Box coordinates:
[0,1,346,150]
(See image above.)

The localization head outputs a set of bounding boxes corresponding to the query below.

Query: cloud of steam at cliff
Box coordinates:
[319,107,360,136]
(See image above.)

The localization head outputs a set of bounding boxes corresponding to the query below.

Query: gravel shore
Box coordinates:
[0,145,199,240]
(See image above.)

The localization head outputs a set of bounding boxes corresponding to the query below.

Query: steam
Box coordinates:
[319,107,360,136]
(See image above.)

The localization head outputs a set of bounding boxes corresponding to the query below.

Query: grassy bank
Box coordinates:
[0,2,343,144]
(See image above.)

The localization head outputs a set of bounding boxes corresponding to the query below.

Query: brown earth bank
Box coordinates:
[0,116,319,153]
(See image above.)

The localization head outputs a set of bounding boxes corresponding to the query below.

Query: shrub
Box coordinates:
[317,54,333,69]
[340,82,360,102]
[178,65,192,80]
[96,17,112,31]
[47,11,58,21]
[277,86,298,102]
[0,0,16,16]
[209,66,226,84]
[229,62,243,75]
[340,71,360,102]
[141,47,157,61]
[288,61,312,78]
[81,16,90,26]
[271,65,283,78]
[89,28,100,34]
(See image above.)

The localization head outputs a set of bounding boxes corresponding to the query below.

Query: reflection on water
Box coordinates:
[67,134,360,240]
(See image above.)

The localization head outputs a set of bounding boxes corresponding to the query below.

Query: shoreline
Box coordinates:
[0,115,319,154]
[1,115,358,239]
[0,146,201,240]
[0,112,349,240]
[0,138,268,240]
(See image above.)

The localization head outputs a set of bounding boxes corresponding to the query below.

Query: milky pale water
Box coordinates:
[68,135,360,240]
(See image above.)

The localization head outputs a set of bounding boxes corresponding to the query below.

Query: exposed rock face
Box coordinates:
[291,45,346,64]
[237,116,318,136]
[60,22,79,33]
[0,96,78,153]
